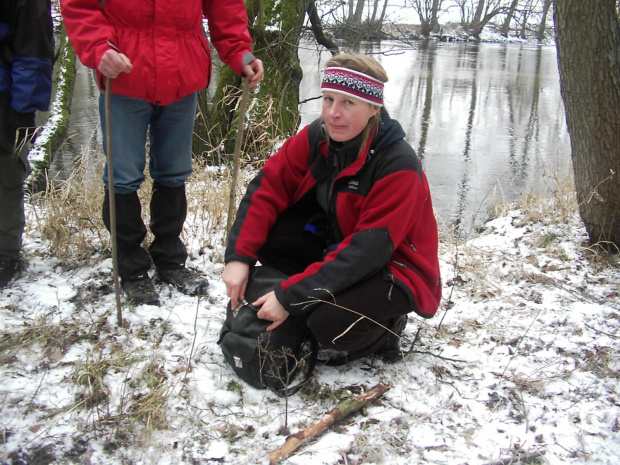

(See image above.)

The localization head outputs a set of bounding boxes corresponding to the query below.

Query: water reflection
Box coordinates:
[299,41,572,236]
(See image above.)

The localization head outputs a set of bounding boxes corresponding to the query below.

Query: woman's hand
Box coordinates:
[222,261,250,310]
[98,49,133,79]
[255,291,289,331]
[242,58,264,90]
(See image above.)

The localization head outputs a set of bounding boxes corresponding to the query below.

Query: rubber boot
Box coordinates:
[148,183,187,268]
[149,183,208,295]
[103,190,158,304]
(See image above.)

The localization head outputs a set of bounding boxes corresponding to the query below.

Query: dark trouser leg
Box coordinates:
[306,272,410,359]
[148,182,187,269]
[0,134,30,260]
[102,190,152,280]
[256,196,327,275]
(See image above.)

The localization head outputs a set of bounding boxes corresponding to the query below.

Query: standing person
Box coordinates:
[223,53,441,363]
[61,0,264,305]
[0,0,54,289]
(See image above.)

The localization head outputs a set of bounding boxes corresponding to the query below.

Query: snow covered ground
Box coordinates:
[1,9,617,464]
[1,179,618,464]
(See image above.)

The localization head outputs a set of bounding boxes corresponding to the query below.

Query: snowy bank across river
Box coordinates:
[0,184,619,464]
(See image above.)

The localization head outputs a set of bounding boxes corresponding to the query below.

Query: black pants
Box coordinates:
[257,197,410,358]
[0,92,31,260]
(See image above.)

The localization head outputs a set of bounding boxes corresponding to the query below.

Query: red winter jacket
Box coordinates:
[226,112,442,319]
[61,0,253,106]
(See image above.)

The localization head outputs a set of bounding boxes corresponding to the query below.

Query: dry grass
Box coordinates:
[29,159,107,266]
[0,314,97,363]
[27,157,251,266]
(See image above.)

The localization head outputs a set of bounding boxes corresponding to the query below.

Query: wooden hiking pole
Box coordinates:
[267,383,391,464]
[226,77,250,244]
[104,77,123,326]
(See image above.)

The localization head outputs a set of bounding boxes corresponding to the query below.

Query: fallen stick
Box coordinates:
[267,383,391,464]
[483,449,546,465]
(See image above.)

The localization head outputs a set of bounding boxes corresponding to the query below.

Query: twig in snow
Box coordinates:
[183,295,201,383]
[585,323,619,339]
[266,383,391,464]
[483,449,546,465]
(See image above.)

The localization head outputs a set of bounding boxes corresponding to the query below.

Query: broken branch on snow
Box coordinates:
[267,383,391,464]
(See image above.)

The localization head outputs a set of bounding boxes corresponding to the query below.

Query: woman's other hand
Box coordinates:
[255,291,289,331]
[222,261,250,310]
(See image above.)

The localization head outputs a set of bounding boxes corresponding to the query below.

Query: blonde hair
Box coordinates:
[322,53,389,151]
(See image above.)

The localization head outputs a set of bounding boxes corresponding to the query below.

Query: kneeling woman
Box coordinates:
[223,53,441,362]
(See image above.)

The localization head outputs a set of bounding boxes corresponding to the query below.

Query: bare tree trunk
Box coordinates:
[473,0,485,27]
[413,0,442,36]
[554,0,620,249]
[306,0,339,55]
[370,0,379,21]
[430,0,441,31]
[379,0,388,23]
[470,0,503,40]
[537,0,552,43]
[470,0,488,39]
[519,7,529,38]
[353,0,365,25]
[500,0,519,37]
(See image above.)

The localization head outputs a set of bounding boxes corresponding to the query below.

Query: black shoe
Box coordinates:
[122,274,160,305]
[157,267,208,296]
[0,256,20,289]
[376,315,408,363]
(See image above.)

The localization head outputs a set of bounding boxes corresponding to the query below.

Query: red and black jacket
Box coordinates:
[226,110,442,319]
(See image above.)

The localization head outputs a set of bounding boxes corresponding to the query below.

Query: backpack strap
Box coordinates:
[306,118,324,166]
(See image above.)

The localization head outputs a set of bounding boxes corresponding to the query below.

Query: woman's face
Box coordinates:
[322,91,380,142]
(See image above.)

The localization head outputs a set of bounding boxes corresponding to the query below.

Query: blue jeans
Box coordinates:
[99,92,196,194]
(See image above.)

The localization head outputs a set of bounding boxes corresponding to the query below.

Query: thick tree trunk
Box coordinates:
[554,0,620,249]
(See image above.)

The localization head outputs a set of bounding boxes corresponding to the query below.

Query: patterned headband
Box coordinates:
[320,67,384,107]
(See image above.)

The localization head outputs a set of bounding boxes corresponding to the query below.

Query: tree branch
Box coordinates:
[305,0,339,55]
[267,383,391,464]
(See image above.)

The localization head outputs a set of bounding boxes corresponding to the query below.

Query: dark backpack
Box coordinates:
[218,266,318,396]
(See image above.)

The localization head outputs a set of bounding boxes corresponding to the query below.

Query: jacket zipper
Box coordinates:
[386,266,395,301]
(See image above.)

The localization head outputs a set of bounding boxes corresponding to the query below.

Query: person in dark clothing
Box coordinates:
[0,0,54,288]
[223,53,442,363]
[61,0,264,305]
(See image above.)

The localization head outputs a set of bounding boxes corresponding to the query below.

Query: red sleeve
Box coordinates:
[60,0,115,71]
[226,127,313,263]
[202,0,253,76]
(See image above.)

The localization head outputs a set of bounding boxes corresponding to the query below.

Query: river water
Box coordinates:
[299,40,572,235]
[54,40,571,236]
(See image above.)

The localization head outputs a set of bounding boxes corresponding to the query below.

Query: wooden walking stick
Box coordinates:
[267,383,391,464]
[104,77,123,326]
[226,77,250,244]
